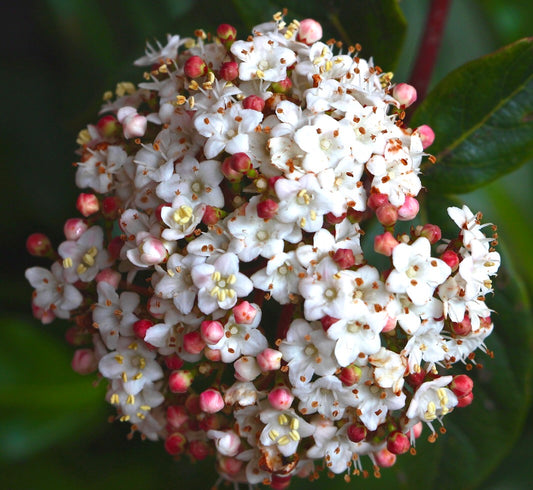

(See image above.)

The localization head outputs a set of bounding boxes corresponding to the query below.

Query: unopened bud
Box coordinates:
[376,203,398,226]
[374,448,397,467]
[183,330,206,354]
[102,196,121,219]
[217,24,237,45]
[451,315,472,336]
[325,212,346,224]
[117,106,147,139]
[107,236,123,261]
[218,456,243,476]
[268,386,294,410]
[417,124,435,149]
[76,193,99,217]
[393,83,417,108]
[234,356,261,381]
[199,388,225,413]
[26,233,52,257]
[450,374,473,398]
[257,348,282,371]
[387,430,411,455]
[440,250,460,271]
[138,235,167,265]
[333,248,355,269]
[165,354,184,370]
[200,320,224,344]
[96,115,120,138]
[71,348,97,375]
[382,316,397,332]
[257,199,279,219]
[339,364,362,386]
[456,391,474,407]
[420,223,442,244]
[406,370,426,388]
[347,422,367,443]
[397,196,419,221]
[219,61,239,81]
[184,56,207,78]
[270,77,292,94]
[204,347,222,362]
[188,439,210,460]
[167,405,189,430]
[95,268,121,288]
[133,319,154,340]
[242,95,265,112]
[165,432,187,455]
[320,315,339,331]
[168,370,193,393]
[367,193,389,210]
[233,301,257,324]
[297,19,323,44]
[63,218,88,240]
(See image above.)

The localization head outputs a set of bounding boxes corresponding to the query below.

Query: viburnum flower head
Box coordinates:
[25,11,501,489]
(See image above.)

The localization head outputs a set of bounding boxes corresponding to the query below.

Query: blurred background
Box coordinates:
[1,1,531,488]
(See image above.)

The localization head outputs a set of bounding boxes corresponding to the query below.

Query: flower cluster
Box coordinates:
[25,14,500,488]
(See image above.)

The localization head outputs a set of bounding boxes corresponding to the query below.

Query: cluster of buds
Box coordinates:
[25,13,500,488]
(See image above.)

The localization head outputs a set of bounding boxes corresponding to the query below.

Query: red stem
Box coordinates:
[408,0,452,112]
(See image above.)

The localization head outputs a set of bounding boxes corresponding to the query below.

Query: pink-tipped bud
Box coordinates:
[101,196,121,219]
[333,248,355,269]
[219,61,239,81]
[202,205,224,225]
[221,156,243,182]
[96,115,120,138]
[209,430,241,457]
[339,365,362,386]
[408,421,423,439]
[257,348,282,371]
[200,320,224,344]
[374,448,397,468]
[374,231,399,256]
[188,439,210,460]
[26,233,52,257]
[456,391,474,407]
[382,316,397,333]
[242,95,265,112]
[219,457,243,476]
[95,268,121,288]
[71,348,97,375]
[169,370,193,393]
[417,124,435,149]
[450,374,473,398]
[32,303,55,324]
[76,193,99,217]
[420,223,442,244]
[270,77,292,94]
[376,203,398,226]
[268,386,294,410]
[297,19,323,44]
[234,356,261,381]
[325,212,347,224]
[184,55,207,78]
[165,354,184,370]
[440,250,460,271]
[165,432,187,455]
[393,83,417,108]
[257,199,279,219]
[230,152,254,174]
[320,315,339,331]
[167,405,189,429]
[233,301,257,324]
[347,422,367,443]
[204,347,222,362]
[117,106,147,139]
[63,218,88,241]
[217,24,237,44]
[133,319,154,340]
[367,193,389,210]
[199,388,225,413]
[107,236,123,261]
[451,315,472,336]
[397,196,419,221]
[271,475,292,490]
[406,370,426,389]
[387,431,411,455]
[183,330,206,354]
[138,235,167,265]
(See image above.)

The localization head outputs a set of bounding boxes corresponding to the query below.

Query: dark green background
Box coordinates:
[1,1,531,488]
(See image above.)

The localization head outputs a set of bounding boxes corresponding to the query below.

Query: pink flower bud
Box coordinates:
[209,430,241,457]
[242,95,265,112]
[347,422,367,443]
[338,365,362,386]
[332,248,355,269]
[325,212,346,224]
[406,370,426,388]
[231,152,253,174]
[233,301,257,324]
[185,394,201,414]
[451,315,472,336]
[376,203,398,226]
[188,439,210,460]
[420,223,442,244]
[76,193,99,217]
[257,348,282,371]
[165,354,184,370]
[183,330,206,354]
[320,315,339,331]
[219,61,239,81]
[234,356,261,381]
[297,19,323,44]
[95,268,121,288]
[374,448,397,468]
[107,236,123,261]
[71,348,97,375]
[164,432,187,455]
[65,326,86,345]
[204,347,222,362]
[417,124,435,149]
[199,413,220,432]
[32,303,55,324]
[408,421,423,439]
[440,250,460,271]
[169,370,193,393]
[268,386,294,410]
[117,106,147,139]
[270,77,292,94]
[202,205,223,225]
[184,56,207,78]
[217,24,237,44]
[63,218,88,240]
[221,156,243,182]
[393,83,417,108]
[257,199,279,219]
[271,475,292,490]
[199,389,225,413]
[387,431,411,455]
[382,316,397,332]
[138,235,167,265]
[101,196,121,219]
[133,319,154,340]
[26,233,52,257]
[450,374,473,398]
[374,231,399,256]
[218,457,243,476]
[96,115,120,138]
[456,391,474,407]
[367,192,389,210]
[167,405,189,429]
[397,196,419,221]
[200,320,225,344]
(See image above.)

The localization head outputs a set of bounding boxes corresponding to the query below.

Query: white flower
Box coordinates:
[402,318,447,374]
[368,347,407,394]
[75,145,129,193]
[160,195,205,241]
[386,237,451,306]
[406,377,458,426]
[134,34,187,66]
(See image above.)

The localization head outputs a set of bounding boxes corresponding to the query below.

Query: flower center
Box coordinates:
[296,189,311,206]
[191,181,203,194]
[173,205,193,226]
[319,137,331,151]
[77,246,98,274]
[304,344,318,357]
[256,230,268,241]
[210,271,237,302]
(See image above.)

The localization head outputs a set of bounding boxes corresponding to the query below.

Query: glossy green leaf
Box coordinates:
[230,0,407,70]
[411,38,533,194]
[0,318,106,462]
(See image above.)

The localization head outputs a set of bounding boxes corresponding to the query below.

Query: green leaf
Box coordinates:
[230,0,407,70]
[0,317,106,462]
[411,38,533,194]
